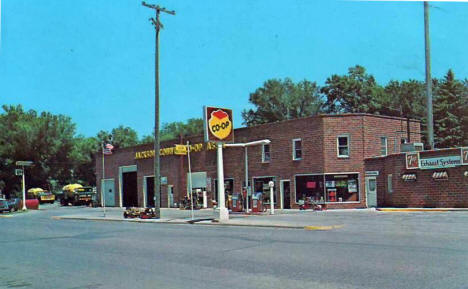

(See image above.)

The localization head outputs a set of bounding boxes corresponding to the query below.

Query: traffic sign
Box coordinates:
[15,169,23,176]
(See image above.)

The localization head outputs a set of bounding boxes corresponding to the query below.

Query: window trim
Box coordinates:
[292,138,302,160]
[380,136,388,156]
[262,143,271,163]
[337,134,350,158]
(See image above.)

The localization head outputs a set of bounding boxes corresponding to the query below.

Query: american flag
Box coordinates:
[103,143,114,155]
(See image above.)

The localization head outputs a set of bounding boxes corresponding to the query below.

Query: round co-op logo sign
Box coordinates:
[208,109,232,140]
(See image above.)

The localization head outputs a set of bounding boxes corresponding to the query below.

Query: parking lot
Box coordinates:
[2,205,468,289]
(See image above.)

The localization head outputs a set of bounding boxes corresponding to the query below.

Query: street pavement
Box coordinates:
[1,204,468,289]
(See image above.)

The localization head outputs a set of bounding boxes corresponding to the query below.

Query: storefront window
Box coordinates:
[295,175,324,203]
[324,174,359,202]
[253,177,276,204]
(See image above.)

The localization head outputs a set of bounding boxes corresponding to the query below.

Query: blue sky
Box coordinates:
[0,0,467,138]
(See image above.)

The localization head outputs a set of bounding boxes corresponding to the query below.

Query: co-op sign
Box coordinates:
[203,106,234,143]
[406,147,468,170]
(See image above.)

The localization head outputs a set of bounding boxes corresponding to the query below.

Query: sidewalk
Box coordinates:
[52,207,348,230]
[376,207,468,212]
[52,207,468,230]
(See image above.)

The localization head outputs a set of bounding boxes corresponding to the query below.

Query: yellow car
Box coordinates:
[27,188,55,204]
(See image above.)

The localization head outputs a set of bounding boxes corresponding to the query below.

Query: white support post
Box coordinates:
[217,143,229,222]
[269,181,275,215]
[22,166,26,210]
[244,146,249,213]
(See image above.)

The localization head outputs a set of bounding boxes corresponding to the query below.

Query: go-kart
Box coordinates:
[123,207,157,219]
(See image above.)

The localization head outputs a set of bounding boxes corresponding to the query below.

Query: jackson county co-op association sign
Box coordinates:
[204,106,234,143]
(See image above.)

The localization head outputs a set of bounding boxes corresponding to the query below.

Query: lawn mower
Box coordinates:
[123,207,157,219]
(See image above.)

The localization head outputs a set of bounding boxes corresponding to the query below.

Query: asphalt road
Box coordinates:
[2,206,468,289]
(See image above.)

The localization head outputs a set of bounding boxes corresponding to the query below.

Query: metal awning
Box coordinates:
[401,174,417,181]
[432,171,448,179]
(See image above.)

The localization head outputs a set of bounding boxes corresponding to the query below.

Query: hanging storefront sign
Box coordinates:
[461,147,468,165]
[135,142,217,160]
[419,155,461,170]
[406,152,420,169]
[204,106,234,143]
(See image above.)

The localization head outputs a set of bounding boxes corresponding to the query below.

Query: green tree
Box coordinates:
[381,80,426,142]
[321,65,384,114]
[242,78,323,126]
[433,70,467,148]
[96,126,139,149]
[159,118,204,141]
[0,105,77,195]
[69,136,99,186]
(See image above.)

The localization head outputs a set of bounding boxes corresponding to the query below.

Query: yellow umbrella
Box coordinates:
[62,184,83,191]
[27,188,45,193]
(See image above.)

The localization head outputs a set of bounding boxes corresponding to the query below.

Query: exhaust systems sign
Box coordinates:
[419,155,461,170]
[204,106,234,143]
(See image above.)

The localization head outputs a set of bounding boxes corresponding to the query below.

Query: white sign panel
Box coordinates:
[419,155,461,170]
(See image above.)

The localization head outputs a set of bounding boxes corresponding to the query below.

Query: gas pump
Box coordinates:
[231,192,243,212]
[251,192,263,213]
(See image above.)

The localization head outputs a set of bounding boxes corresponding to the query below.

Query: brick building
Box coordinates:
[365,147,468,208]
[95,113,421,210]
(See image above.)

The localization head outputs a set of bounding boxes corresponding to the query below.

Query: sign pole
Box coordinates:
[244,146,249,213]
[102,143,106,217]
[217,143,229,222]
[21,165,26,210]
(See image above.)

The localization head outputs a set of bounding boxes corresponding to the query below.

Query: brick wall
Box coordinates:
[95,113,422,209]
[365,148,468,208]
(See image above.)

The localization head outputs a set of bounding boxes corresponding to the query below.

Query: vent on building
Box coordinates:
[401,142,424,153]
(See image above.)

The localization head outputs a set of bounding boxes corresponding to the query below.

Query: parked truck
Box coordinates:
[27,188,55,204]
[61,184,96,206]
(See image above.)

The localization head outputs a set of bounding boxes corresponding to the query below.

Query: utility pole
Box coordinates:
[424,1,434,150]
[142,1,175,218]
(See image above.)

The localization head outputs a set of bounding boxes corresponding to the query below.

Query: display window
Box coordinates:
[253,177,276,204]
[324,174,359,202]
[295,175,325,203]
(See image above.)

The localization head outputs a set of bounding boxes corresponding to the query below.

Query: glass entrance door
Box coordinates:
[365,177,377,208]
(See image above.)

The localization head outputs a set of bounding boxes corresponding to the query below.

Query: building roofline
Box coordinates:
[235,113,420,133]
[365,147,462,161]
[110,113,422,153]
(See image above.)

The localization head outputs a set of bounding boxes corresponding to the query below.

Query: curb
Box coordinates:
[377,208,468,212]
[52,216,343,230]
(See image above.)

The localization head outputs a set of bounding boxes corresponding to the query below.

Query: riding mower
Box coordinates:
[123,207,157,219]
